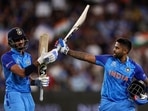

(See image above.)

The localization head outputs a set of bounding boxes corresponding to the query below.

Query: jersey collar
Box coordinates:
[11,48,24,55]
[117,56,129,63]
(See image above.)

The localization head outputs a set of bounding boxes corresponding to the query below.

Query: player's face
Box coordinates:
[14,38,25,50]
[113,42,125,59]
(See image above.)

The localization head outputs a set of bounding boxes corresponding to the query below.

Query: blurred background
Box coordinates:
[0,0,148,111]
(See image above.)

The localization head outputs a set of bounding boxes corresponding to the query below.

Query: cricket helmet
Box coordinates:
[8,27,28,51]
[127,80,146,98]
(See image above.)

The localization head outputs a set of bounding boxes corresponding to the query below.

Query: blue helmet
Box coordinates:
[8,27,28,51]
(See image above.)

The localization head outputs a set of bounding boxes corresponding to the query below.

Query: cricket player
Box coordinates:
[1,27,58,111]
[56,38,148,111]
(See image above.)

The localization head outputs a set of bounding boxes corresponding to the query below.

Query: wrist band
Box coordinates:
[30,80,36,85]
[25,64,37,76]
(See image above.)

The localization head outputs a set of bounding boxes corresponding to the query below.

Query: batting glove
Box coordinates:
[37,48,58,64]
[35,76,50,87]
[134,93,148,105]
[57,38,69,55]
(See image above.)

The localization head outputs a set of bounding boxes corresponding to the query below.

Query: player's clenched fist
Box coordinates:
[37,48,58,64]
[35,76,50,87]
[56,38,69,55]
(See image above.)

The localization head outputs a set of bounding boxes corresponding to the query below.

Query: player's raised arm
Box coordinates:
[56,38,96,64]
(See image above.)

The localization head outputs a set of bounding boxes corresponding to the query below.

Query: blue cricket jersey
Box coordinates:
[95,54,147,101]
[1,49,32,92]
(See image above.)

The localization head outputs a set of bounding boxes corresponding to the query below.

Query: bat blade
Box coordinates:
[39,33,49,59]
[38,33,49,101]
[64,4,90,42]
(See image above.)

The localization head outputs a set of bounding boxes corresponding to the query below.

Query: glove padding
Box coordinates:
[56,38,69,55]
[37,48,58,64]
[35,76,50,87]
[134,93,148,105]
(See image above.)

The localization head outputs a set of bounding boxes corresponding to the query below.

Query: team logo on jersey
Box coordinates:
[126,67,130,72]
[111,61,116,67]
[26,60,31,65]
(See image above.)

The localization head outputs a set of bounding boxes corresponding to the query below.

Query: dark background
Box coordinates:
[0,0,148,111]
[0,91,147,111]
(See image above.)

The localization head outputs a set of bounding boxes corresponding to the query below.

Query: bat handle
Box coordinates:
[39,86,44,101]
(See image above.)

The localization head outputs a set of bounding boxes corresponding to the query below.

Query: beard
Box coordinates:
[113,53,123,59]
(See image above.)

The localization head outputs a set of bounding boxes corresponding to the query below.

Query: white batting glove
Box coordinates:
[37,48,58,64]
[57,38,69,55]
[35,76,50,87]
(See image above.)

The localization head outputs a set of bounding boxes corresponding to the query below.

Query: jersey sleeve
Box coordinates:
[1,54,16,70]
[95,54,111,66]
[134,63,147,80]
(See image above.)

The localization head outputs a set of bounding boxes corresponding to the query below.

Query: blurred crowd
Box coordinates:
[0,0,148,92]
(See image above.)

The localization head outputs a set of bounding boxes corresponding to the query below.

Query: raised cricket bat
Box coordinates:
[63,4,90,42]
[56,4,90,51]
[38,33,49,101]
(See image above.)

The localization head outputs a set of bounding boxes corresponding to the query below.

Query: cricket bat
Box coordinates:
[38,33,49,101]
[56,4,90,51]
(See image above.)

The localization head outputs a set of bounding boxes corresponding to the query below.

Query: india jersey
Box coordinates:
[95,54,147,101]
[1,49,32,92]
